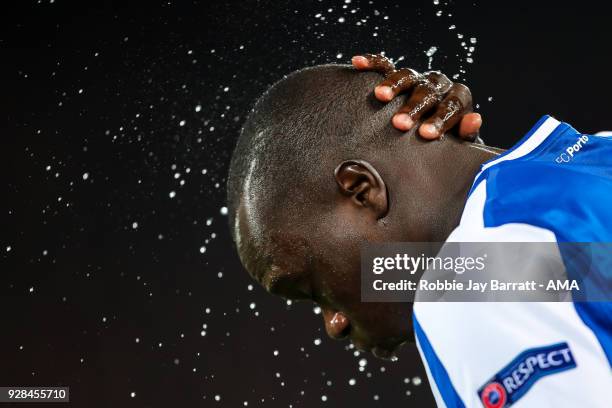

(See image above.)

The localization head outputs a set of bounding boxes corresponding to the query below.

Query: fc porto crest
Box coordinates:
[478,342,576,407]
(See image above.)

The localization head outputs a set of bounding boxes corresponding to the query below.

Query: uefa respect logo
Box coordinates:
[478,342,576,408]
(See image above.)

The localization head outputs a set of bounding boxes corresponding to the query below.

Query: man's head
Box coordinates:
[227,64,477,358]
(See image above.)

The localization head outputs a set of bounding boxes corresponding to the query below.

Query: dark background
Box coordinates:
[1,1,610,407]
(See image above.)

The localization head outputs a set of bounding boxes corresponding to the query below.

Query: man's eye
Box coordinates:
[310,289,329,306]
[269,277,311,301]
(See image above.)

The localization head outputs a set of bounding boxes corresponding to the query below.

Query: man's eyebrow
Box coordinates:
[263,265,311,299]
[261,267,282,293]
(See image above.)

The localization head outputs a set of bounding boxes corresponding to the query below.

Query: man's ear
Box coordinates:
[334,160,388,218]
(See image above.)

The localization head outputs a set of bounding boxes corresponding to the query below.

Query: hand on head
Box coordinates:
[351,53,482,141]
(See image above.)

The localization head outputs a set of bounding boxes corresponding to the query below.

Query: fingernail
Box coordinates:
[375,86,393,101]
[351,56,368,66]
[420,123,440,138]
[393,113,414,130]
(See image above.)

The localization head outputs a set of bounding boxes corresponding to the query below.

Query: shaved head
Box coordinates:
[226,63,492,358]
[227,64,405,268]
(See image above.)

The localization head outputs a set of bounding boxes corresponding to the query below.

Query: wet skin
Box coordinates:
[234,55,505,360]
[352,54,483,141]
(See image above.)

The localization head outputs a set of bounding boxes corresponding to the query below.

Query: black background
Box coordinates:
[2,1,610,407]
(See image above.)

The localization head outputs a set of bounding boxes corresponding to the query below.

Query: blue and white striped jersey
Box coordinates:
[413,116,612,407]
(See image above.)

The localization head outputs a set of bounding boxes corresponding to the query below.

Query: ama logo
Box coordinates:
[478,342,576,407]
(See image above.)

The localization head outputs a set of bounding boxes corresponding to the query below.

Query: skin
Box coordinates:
[234,56,505,360]
[352,54,483,140]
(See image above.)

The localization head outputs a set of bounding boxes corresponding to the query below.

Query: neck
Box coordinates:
[390,138,504,243]
[434,142,504,240]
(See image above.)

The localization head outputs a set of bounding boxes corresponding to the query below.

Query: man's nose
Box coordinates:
[322,308,351,340]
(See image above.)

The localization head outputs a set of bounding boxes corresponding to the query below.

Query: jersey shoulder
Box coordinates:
[454,115,612,243]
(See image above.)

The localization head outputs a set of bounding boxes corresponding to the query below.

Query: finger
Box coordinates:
[392,81,442,131]
[418,83,473,139]
[458,113,482,141]
[351,55,371,69]
[351,54,395,75]
[374,68,422,102]
[423,71,453,95]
